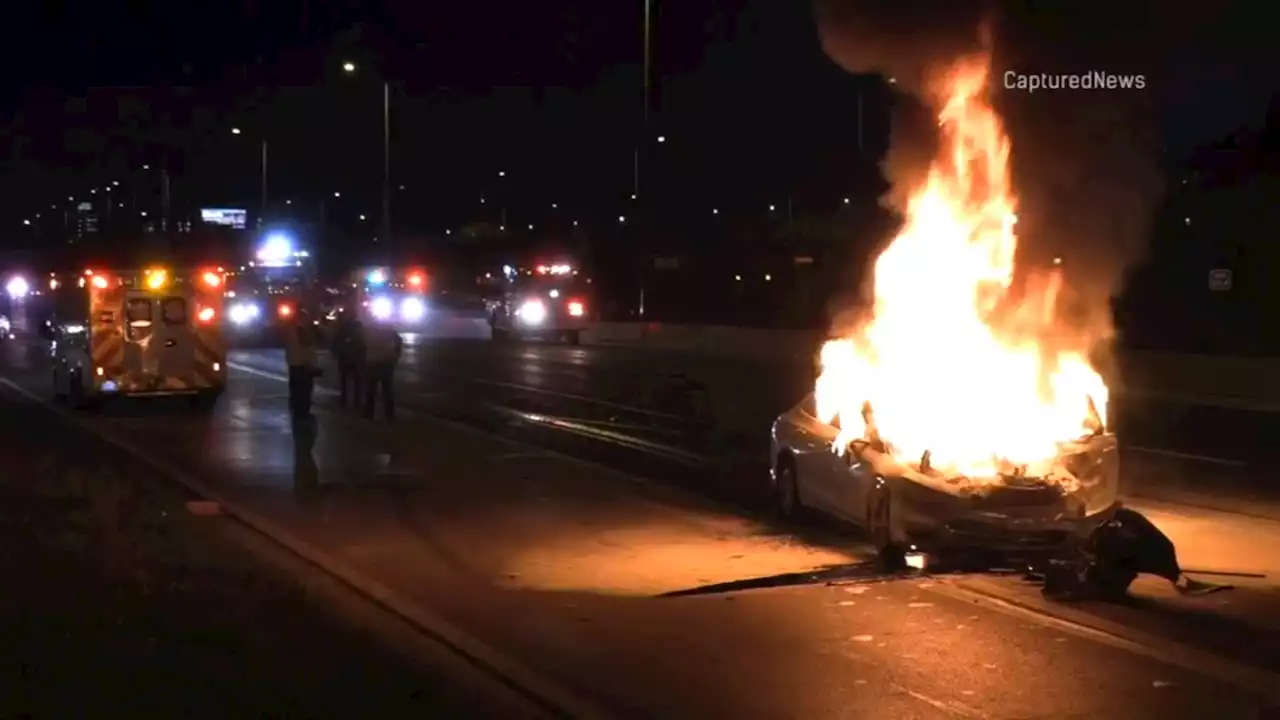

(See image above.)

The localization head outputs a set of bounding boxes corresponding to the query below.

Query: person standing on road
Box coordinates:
[330,309,365,409]
[284,307,321,423]
[360,321,403,420]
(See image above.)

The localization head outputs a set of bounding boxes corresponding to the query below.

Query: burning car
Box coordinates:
[769,56,1118,567]
[770,394,1118,566]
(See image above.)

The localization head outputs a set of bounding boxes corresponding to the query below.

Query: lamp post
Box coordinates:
[342,62,392,245]
[231,127,269,222]
[636,0,655,318]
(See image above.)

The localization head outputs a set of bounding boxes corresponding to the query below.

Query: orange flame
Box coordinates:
[814,56,1107,479]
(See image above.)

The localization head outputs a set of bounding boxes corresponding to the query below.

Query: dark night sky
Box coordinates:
[0,0,1273,254]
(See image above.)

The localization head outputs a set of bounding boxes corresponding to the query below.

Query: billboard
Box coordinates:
[200,207,247,230]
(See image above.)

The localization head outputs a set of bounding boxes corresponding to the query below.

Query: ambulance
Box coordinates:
[488,262,589,344]
[43,266,227,409]
[349,266,430,329]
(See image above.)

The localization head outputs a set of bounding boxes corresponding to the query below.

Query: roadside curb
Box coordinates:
[0,376,616,720]
[934,576,1280,706]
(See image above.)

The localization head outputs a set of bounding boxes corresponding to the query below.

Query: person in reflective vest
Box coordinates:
[284,307,321,422]
[360,322,403,420]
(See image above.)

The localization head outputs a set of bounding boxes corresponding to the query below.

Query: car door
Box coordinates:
[790,398,872,526]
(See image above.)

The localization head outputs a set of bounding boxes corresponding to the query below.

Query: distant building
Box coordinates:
[70,202,98,242]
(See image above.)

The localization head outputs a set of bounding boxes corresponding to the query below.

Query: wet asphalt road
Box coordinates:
[3,318,1280,718]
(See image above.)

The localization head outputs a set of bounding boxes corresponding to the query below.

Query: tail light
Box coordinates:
[196,306,217,324]
[200,270,223,289]
[278,303,294,319]
[567,300,586,317]
[407,272,425,288]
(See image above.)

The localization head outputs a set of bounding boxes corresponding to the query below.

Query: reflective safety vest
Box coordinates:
[284,323,320,368]
[361,324,402,365]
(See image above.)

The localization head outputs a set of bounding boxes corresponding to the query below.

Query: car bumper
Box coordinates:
[886,434,1120,558]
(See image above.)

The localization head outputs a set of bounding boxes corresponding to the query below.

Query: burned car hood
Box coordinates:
[855,433,1119,523]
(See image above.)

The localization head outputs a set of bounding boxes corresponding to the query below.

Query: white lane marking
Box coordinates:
[1127,445,1247,467]
[0,376,615,720]
[933,579,1280,706]
[229,362,339,395]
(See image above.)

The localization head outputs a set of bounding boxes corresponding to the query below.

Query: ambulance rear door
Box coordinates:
[120,289,197,384]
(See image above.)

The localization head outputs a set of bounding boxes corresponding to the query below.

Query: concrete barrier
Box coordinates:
[582,322,820,360]
[1117,351,1280,413]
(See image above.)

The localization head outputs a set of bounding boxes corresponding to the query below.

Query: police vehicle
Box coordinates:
[351,266,430,330]
[43,266,227,409]
[488,263,588,344]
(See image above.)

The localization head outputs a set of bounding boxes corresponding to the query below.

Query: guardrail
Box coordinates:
[581,322,1280,414]
[582,322,819,360]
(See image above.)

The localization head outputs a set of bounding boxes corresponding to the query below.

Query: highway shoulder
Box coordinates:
[0,388,552,719]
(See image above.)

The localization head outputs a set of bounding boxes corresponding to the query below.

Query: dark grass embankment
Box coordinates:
[0,392,506,718]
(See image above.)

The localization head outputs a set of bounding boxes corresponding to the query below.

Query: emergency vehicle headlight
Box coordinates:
[517,299,547,325]
[370,296,394,320]
[230,302,260,324]
[400,296,426,321]
[5,276,28,299]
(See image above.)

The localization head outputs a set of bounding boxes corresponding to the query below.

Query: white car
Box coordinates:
[769,394,1120,567]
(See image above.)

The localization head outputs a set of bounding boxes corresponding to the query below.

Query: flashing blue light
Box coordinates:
[367,269,387,285]
[257,233,294,265]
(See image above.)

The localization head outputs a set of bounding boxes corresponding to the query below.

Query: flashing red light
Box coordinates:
[567,300,585,317]
[201,270,223,288]
[407,272,424,288]
[90,274,110,290]
[196,306,217,324]
[278,303,294,318]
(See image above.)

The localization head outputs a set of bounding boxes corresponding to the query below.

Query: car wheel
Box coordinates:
[189,391,220,412]
[772,456,802,519]
[867,483,907,571]
[52,369,67,402]
[67,370,85,410]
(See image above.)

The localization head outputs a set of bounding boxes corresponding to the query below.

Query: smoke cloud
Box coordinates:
[813,0,1185,338]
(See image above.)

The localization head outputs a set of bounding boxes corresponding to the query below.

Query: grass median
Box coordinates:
[0,391,523,718]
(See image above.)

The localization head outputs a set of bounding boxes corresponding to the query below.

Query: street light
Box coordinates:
[22,219,30,226]
[342,61,392,246]
[231,128,268,221]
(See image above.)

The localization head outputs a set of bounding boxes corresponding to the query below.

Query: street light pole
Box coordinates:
[636,0,654,318]
[261,139,269,221]
[382,81,391,246]
[343,63,392,245]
